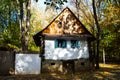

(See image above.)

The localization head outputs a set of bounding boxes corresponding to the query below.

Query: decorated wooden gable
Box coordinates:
[33,7,95,60]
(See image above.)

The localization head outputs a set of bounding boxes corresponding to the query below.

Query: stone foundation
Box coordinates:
[42,60,63,73]
[42,58,91,73]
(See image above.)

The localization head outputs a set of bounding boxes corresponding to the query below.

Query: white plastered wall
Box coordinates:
[15,54,41,74]
[44,40,89,60]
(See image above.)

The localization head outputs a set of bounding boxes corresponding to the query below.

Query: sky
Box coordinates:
[31,0,46,10]
[31,0,71,11]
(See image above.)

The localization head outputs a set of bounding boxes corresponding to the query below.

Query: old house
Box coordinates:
[33,7,95,73]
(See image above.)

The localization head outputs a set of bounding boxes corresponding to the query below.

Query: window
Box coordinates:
[71,40,80,48]
[55,39,67,48]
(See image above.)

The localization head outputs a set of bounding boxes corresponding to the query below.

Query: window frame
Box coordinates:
[71,40,80,48]
[55,39,67,48]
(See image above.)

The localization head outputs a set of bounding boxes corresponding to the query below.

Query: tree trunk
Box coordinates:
[103,48,105,64]
[19,0,27,51]
[19,0,31,51]
[92,0,100,69]
[8,3,11,31]
[25,0,31,51]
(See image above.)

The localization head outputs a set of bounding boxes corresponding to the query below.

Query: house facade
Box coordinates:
[33,7,95,73]
[45,39,89,60]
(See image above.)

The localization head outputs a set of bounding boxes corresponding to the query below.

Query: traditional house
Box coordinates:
[33,7,95,73]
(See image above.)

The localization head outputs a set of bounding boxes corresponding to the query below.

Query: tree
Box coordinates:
[100,0,120,61]
[25,0,31,51]
[0,0,20,48]
[18,0,27,51]
[18,0,40,51]
[92,0,100,69]
[0,0,56,51]
[17,0,32,51]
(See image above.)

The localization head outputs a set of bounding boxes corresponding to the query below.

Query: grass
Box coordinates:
[0,63,120,80]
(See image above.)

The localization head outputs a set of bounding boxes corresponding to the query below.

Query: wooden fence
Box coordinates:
[0,51,15,75]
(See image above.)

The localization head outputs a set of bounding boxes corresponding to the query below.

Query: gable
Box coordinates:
[42,7,91,36]
[33,7,95,46]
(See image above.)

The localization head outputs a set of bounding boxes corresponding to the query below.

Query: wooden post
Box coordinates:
[40,36,45,73]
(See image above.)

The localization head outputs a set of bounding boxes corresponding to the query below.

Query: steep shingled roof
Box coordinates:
[33,7,95,46]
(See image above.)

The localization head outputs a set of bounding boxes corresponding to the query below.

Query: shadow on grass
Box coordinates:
[73,63,120,80]
[40,63,120,80]
[0,63,120,80]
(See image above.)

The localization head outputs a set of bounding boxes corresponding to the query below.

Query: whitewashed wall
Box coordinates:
[45,40,89,60]
[15,54,41,74]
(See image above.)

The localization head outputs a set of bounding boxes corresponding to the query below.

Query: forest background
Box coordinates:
[0,0,120,68]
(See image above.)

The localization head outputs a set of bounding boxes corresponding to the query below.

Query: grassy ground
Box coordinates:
[0,63,120,80]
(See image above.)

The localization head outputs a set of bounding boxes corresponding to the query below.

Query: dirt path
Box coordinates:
[0,63,120,80]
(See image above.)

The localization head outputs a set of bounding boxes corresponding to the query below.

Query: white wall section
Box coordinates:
[15,54,41,74]
[45,40,89,60]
